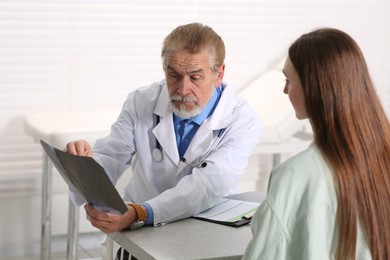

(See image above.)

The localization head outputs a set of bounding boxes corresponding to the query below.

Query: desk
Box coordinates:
[108,191,264,260]
[109,219,250,260]
[23,110,118,260]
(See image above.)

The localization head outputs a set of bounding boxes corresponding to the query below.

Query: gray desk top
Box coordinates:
[109,191,265,260]
[109,218,252,260]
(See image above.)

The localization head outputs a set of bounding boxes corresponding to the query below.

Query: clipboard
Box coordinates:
[40,139,128,215]
[192,198,260,227]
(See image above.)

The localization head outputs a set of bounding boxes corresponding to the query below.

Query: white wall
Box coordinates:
[0,0,389,258]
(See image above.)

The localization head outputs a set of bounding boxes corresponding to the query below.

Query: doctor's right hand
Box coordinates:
[64,140,93,157]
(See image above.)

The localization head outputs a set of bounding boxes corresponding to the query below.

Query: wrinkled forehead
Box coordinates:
[164,50,213,73]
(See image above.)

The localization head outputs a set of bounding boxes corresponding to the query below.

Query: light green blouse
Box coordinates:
[243,144,371,260]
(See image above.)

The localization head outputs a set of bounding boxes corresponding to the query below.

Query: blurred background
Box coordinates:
[1,0,389,258]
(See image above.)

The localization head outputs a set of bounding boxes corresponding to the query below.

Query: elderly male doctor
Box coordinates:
[66,23,263,234]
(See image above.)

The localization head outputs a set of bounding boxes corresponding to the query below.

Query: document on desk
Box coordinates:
[193,198,261,227]
[40,140,128,215]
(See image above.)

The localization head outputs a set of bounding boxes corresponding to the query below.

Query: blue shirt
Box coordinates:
[173,86,223,158]
[143,85,223,226]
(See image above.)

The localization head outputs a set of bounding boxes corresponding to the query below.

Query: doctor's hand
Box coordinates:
[64,140,93,157]
[84,204,136,233]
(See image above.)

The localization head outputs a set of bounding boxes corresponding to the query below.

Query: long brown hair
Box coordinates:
[289,28,390,259]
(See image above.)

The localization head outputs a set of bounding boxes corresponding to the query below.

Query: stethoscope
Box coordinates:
[152,115,227,168]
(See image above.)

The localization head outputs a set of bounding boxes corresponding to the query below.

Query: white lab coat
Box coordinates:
[72,80,263,225]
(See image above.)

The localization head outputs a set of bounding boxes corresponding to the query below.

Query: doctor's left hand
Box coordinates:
[84,204,136,233]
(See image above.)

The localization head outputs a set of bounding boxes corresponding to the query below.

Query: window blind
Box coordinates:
[0,0,389,194]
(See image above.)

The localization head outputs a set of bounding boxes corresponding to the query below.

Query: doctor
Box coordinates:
[66,23,263,235]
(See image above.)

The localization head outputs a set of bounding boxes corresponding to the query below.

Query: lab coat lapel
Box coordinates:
[178,85,234,172]
[153,114,179,164]
[175,122,213,173]
[152,83,180,165]
[184,123,213,161]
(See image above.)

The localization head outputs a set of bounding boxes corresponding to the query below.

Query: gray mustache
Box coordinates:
[171,95,197,103]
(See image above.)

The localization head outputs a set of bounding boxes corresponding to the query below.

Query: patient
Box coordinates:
[243,28,390,259]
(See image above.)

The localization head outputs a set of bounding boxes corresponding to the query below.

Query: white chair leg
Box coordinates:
[101,235,114,260]
[67,201,79,260]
